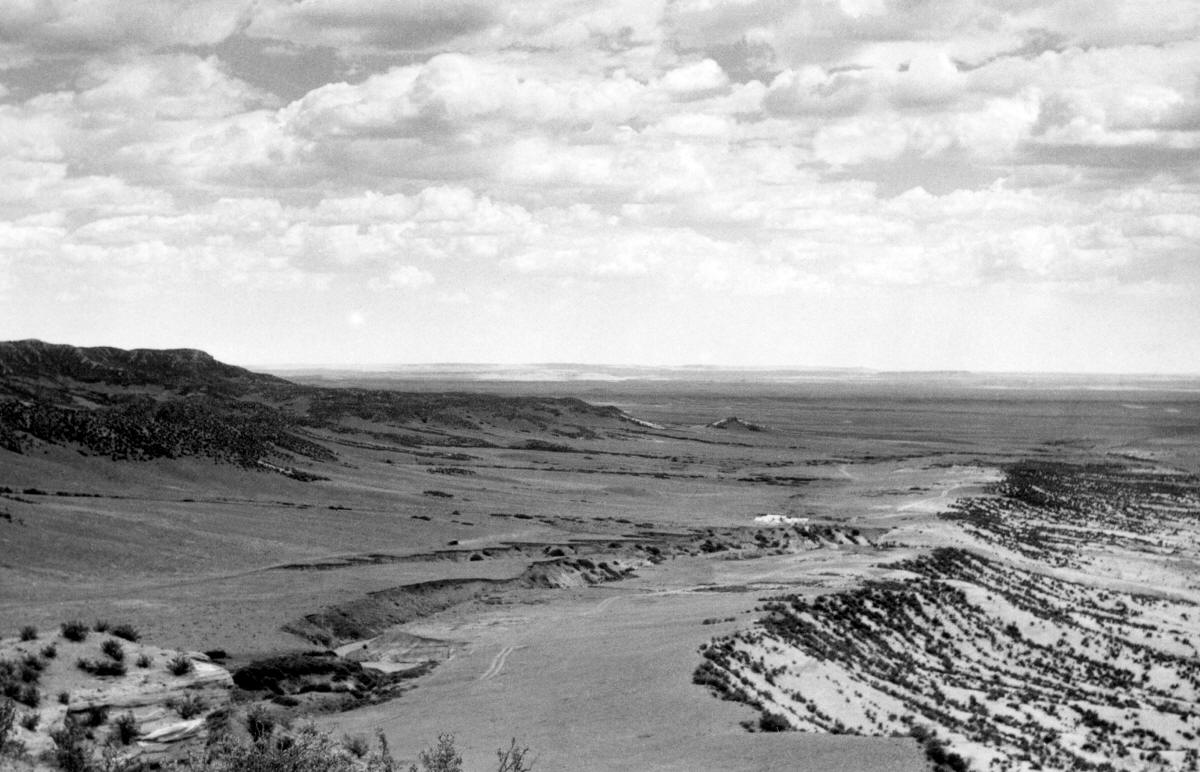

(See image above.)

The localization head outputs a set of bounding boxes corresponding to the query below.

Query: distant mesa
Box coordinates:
[0,339,285,392]
[706,416,766,432]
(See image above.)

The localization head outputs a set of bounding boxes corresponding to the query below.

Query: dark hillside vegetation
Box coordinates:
[0,339,287,393]
[0,340,642,478]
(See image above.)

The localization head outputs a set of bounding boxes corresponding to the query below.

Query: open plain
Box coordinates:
[3,343,1200,770]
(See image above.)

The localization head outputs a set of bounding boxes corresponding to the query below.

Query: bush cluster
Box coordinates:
[61,621,89,643]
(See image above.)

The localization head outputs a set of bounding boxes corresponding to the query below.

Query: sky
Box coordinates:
[1,0,1199,372]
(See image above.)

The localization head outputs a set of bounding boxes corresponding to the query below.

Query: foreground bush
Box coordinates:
[50,716,90,772]
[174,724,531,772]
[0,698,15,755]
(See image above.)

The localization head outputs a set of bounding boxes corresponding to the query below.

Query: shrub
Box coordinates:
[93,620,110,633]
[16,685,38,709]
[495,738,534,772]
[368,730,397,772]
[170,693,204,719]
[111,712,138,745]
[18,657,41,682]
[58,691,69,705]
[136,654,152,669]
[111,624,140,643]
[204,649,228,660]
[20,711,38,731]
[245,705,275,743]
[41,644,57,660]
[0,698,14,754]
[342,733,371,758]
[168,655,194,676]
[77,658,126,677]
[187,723,354,772]
[232,652,363,692]
[18,626,37,642]
[759,712,791,732]
[84,704,109,727]
[61,621,89,642]
[101,639,124,662]
[50,716,90,772]
[416,733,463,772]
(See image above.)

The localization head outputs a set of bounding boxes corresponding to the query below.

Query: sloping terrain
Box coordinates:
[0,340,642,476]
[698,462,1200,771]
[4,345,1199,771]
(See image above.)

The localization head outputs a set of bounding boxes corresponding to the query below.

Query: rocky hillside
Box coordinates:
[0,340,643,478]
[0,340,285,395]
[0,622,232,768]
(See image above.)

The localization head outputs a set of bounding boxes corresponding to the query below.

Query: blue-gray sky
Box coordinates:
[2,0,1199,372]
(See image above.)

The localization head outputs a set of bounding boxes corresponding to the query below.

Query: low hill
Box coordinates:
[0,339,286,395]
[0,340,644,477]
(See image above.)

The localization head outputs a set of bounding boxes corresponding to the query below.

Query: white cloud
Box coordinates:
[658,59,729,98]
[375,265,435,289]
[0,0,248,54]
[3,0,1200,370]
[76,54,276,120]
[247,0,496,52]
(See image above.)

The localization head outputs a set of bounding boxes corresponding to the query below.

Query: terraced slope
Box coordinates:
[698,463,1200,771]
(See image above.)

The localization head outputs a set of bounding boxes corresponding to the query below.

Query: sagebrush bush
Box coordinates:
[111,624,140,642]
[759,711,790,732]
[61,621,89,642]
[112,712,138,745]
[100,639,124,662]
[246,705,275,743]
[172,722,532,772]
[40,644,57,660]
[83,705,108,727]
[18,626,37,642]
[342,733,371,758]
[170,693,204,719]
[93,620,110,633]
[417,733,463,772]
[0,698,14,754]
[188,724,355,772]
[50,716,90,772]
[77,658,126,677]
[495,739,534,772]
[168,654,194,676]
[18,656,42,683]
[136,653,152,668]
[16,685,38,708]
[19,711,38,731]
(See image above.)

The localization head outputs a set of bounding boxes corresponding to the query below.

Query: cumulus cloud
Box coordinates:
[3,0,1200,369]
[247,0,496,52]
[0,0,249,56]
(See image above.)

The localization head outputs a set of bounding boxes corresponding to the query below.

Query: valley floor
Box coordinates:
[4,382,1200,770]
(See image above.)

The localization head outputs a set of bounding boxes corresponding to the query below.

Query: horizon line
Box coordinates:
[249,362,1200,379]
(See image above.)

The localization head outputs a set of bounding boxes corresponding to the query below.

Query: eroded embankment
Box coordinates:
[283,557,641,646]
[283,523,876,647]
[696,461,1200,772]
